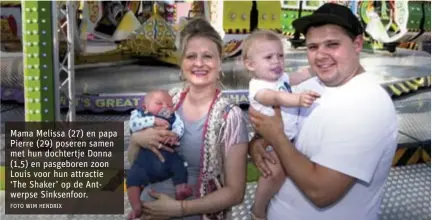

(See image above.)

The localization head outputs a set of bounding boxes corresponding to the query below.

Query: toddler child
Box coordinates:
[242,30,320,220]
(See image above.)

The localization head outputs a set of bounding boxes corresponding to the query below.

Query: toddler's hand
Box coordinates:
[154,118,169,128]
[298,90,320,107]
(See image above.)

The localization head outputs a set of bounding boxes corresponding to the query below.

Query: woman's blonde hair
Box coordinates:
[178,17,224,62]
[241,29,282,61]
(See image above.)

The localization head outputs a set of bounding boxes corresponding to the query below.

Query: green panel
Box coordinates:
[408,1,423,30]
[424,2,431,32]
[282,1,298,8]
[281,9,313,34]
[22,1,55,122]
[304,1,321,8]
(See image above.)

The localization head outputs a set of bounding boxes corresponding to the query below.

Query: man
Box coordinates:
[248,3,398,220]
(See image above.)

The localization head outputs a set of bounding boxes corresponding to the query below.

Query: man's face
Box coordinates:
[305,24,363,87]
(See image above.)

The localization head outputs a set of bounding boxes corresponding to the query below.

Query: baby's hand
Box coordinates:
[164,135,180,147]
[298,90,320,107]
[154,118,169,128]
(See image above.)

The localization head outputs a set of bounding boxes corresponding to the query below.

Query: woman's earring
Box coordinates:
[179,71,184,81]
[219,71,225,80]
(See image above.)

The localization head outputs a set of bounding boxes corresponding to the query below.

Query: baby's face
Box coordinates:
[145,92,174,116]
[245,39,285,81]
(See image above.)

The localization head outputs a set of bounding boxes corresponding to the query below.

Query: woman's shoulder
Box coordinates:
[218,97,249,147]
[216,96,244,121]
[168,87,186,105]
[168,87,183,97]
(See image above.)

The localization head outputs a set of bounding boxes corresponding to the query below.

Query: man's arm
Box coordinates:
[268,135,355,208]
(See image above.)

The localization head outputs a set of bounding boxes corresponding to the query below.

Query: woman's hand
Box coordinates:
[142,191,182,219]
[248,137,277,178]
[130,127,178,162]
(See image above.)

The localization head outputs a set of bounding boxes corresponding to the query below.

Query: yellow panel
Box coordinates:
[388,84,402,96]
[223,1,252,31]
[421,149,431,163]
[406,149,421,165]
[392,149,405,166]
[257,1,282,30]
[413,77,425,86]
[129,1,141,14]
[405,81,419,90]
[396,83,410,93]
[0,1,21,6]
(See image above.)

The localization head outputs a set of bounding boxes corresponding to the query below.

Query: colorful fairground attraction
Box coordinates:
[0,1,430,220]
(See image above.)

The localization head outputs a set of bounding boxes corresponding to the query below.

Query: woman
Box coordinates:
[127,17,249,220]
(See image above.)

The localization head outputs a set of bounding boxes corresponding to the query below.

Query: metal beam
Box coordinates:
[55,1,76,121]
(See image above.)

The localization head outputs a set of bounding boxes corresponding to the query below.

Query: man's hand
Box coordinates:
[249,106,285,146]
[248,137,278,178]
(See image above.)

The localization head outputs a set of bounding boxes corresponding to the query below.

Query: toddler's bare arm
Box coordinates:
[255,89,320,108]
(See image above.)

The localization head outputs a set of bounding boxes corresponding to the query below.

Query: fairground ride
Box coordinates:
[0,0,283,121]
[281,0,431,52]
[0,0,430,121]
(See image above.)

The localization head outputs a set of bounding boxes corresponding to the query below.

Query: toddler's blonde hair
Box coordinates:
[241,30,283,61]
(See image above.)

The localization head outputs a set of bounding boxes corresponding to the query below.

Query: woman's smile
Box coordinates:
[191,69,209,76]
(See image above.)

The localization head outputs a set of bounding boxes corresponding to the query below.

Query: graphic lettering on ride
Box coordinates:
[5,122,124,214]
[57,92,249,111]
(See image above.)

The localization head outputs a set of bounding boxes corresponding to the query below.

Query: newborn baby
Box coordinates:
[126,89,192,219]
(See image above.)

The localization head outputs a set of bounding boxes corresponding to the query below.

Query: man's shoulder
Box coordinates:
[326,74,396,119]
[294,76,323,92]
[343,73,391,101]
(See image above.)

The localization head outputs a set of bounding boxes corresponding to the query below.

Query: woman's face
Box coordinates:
[181,36,221,88]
